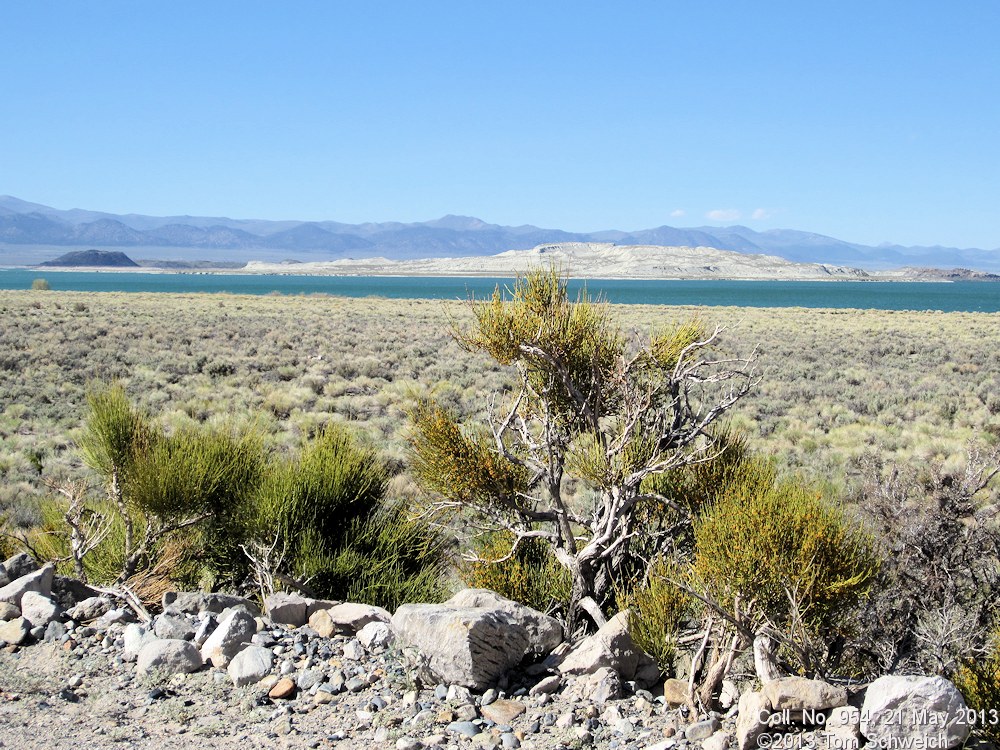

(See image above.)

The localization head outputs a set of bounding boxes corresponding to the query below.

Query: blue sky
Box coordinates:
[2,2,998,248]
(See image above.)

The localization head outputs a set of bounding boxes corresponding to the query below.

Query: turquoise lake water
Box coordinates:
[2,269,1000,312]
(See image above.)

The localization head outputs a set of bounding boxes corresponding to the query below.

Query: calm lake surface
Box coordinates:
[2,269,1000,312]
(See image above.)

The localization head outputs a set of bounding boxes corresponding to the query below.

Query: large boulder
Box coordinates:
[762,677,848,712]
[391,603,531,690]
[200,609,256,668]
[19,591,61,628]
[264,592,309,627]
[0,565,54,608]
[136,639,203,675]
[447,589,563,657]
[556,611,660,688]
[228,644,274,687]
[860,675,971,750]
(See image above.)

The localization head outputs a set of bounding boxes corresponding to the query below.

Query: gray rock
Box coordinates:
[0,563,7,588]
[162,591,259,617]
[228,644,274,687]
[703,731,731,750]
[193,613,216,647]
[66,596,113,622]
[264,592,308,627]
[19,591,61,628]
[342,638,365,660]
[529,674,561,695]
[44,620,66,642]
[0,601,20,621]
[2,553,38,580]
[762,677,848,712]
[136,638,204,675]
[587,666,623,704]
[556,611,660,688]
[200,609,257,668]
[357,620,394,650]
[123,623,158,662]
[736,691,769,750]
[687,717,722,741]
[153,613,196,641]
[323,602,391,634]
[391,603,531,690]
[296,669,323,691]
[94,607,134,629]
[0,616,31,646]
[447,588,563,657]
[0,565,54,608]
[860,675,971,750]
[446,721,480,738]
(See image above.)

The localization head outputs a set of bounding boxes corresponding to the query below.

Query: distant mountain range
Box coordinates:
[2,195,998,271]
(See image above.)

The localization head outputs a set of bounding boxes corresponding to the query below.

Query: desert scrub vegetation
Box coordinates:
[1,289,999,561]
[21,384,449,609]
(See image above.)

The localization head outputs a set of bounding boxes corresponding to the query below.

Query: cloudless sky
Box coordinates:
[1,2,998,248]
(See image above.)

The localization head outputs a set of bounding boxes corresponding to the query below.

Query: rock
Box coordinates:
[136,638,203,675]
[446,721,479,738]
[818,707,861,750]
[0,563,7,588]
[0,565,54,608]
[0,602,20,621]
[305,598,341,618]
[391,603,531,690]
[860,675,971,750]
[481,698,527,725]
[762,677,848,712]
[193,614,216,647]
[322,602,391,634]
[307,608,337,638]
[529,675,561,695]
[123,623,158,661]
[268,677,296,700]
[447,589,563,657]
[3,553,38,580]
[688,717,722,741]
[720,680,740,710]
[587,667,623,704]
[228,645,274,687]
[703,731,731,750]
[19,591,61,627]
[358,620,394,650]
[162,591,260,617]
[44,620,66,642]
[94,607,135,629]
[556,611,660,688]
[662,677,690,706]
[296,669,322,691]
[153,613,196,641]
[343,638,365,660]
[447,684,473,704]
[200,609,256,668]
[0,616,31,646]
[264,592,308,627]
[736,691,769,750]
[66,596,112,622]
